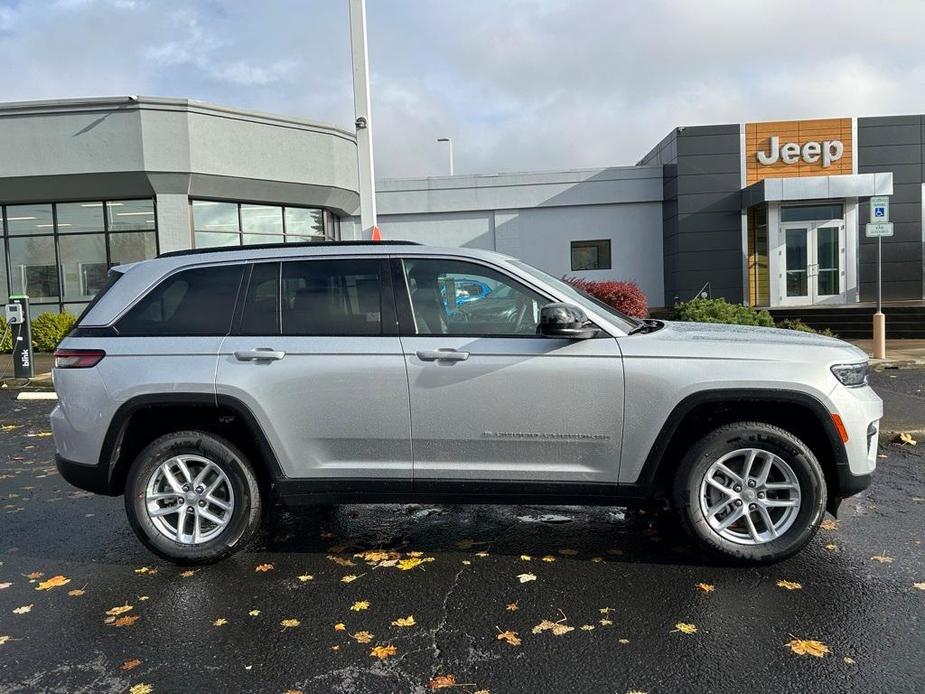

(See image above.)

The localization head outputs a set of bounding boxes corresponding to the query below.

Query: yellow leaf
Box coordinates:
[777,580,802,590]
[280,619,301,630]
[407,551,424,558]
[350,600,370,611]
[297,574,314,582]
[428,674,458,689]
[913,582,925,591]
[600,607,614,615]
[249,610,261,617]
[532,619,574,636]
[618,638,630,644]
[519,554,531,561]
[213,618,228,626]
[787,638,830,657]
[505,602,519,612]
[496,629,521,646]
[580,624,595,631]
[0,635,12,646]
[138,596,149,601]
[599,619,613,626]
[255,563,274,573]
[112,615,140,627]
[370,644,397,660]
[25,572,43,580]
[134,566,153,574]
[820,519,838,530]
[825,543,839,551]
[179,570,197,578]
[12,604,32,614]
[541,555,556,562]
[35,575,70,591]
[695,582,715,593]
[517,573,537,583]
[355,550,396,563]
[341,574,361,584]
[391,615,415,627]
[673,622,697,634]
[121,658,142,671]
[129,685,152,694]
[871,554,894,564]
[591,556,604,563]
[67,589,85,597]
[327,555,356,567]
[475,550,489,558]
[351,630,373,643]
[334,623,346,631]
[106,604,133,617]
[844,656,856,665]
[898,432,917,446]
[398,558,426,571]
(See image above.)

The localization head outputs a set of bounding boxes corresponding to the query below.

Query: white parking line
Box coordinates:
[16,391,58,400]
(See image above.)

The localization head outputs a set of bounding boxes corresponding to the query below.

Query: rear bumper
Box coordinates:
[56,454,117,496]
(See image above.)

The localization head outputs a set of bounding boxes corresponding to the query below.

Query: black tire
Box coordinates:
[672,421,827,564]
[124,430,262,565]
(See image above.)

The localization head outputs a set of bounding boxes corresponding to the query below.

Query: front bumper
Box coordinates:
[56,454,117,496]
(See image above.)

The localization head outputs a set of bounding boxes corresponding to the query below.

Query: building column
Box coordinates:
[154,193,192,253]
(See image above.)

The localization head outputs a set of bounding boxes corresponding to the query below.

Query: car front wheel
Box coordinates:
[124,431,262,564]
[672,421,827,564]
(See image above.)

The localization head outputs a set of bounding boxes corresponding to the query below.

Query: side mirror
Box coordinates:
[539,303,598,339]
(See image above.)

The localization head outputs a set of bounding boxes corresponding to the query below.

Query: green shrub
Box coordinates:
[0,316,11,352]
[670,298,775,327]
[776,319,836,337]
[31,311,77,352]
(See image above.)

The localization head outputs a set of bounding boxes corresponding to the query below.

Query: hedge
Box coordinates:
[563,277,648,318]
[670,298,834,336]
[0,310,76,353]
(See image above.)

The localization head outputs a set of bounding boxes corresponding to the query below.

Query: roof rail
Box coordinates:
[157,239,421,259]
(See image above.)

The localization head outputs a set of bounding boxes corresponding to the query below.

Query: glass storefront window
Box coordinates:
[241,204,283,235]
[8,235,60,302]
[107,199,156,231]
[192,201,239,232]
[194,231,240,248]
[0,245,7,304]
[285,207,325,238]
[56,202,105,233]
[780,204,843,222]
[59,233,107,301]
[110,231,158,266]
[6,203,54,235]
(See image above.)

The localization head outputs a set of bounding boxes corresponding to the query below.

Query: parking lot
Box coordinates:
[0,372,923,694]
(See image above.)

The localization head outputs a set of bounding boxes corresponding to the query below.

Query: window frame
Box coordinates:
[230,257,398,338]
[570,239,612,271]
[191,198,333,248]
[392,256,580,339]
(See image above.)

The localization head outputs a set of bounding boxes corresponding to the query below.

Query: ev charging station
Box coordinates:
[5,295,34,379]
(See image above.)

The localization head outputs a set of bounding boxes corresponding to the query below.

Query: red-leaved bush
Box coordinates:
[563,277,648,318]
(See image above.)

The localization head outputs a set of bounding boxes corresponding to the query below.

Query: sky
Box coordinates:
[1,0,924,179]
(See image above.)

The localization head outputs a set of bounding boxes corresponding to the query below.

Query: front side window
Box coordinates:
[402,258,547,336]
[281,259,382,336]
[117,265,244,336]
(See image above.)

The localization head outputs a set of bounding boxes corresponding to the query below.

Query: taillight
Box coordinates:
[53,349,105,369]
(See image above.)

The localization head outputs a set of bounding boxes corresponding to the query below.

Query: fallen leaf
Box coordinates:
[297,574,314,582]
[0,635,13,646]
[355,550,397,563]
[777,580,803,590]
[475,551,489,558]
[24,572,43,580]
[121,658,142,671]
[517,573,537,583]
[898,432,917,446]
[672,623,697,634]
[519,554,531,561]
[825,543,839,551]
[580,624,595,631]
[12,604,32,614]
[248,610,261,617]
[0,582,12,590]
[334,623,346,631]
[255,563,274,573]
[138,596,149,601]
[213,618,228,627]
[599,619,613,626]
[532,618,574,636]
[35,575,70,591]
[128,685,152,694]
[618,638,630,644]
[351,630,373,643]
[695,582,715,593]
[370,644,397,660]
[820,519,838,530]
[341,574,362,584]
[591,556,604,563]
[134,566,156,574]
[280,619,301,630]
[600,607,615,615]
[787,638,830,657]
[871,554,894,564]
[391,615,415,627]
[428,674,458,689]
[398,558,426,571]
[843,656,856,665]
[496,629,521,646]
[541,555,556,562]
[113,615,140,627]
[350,600,370,611]
[327,555,356,567]
[913,582,925,591]
[67,588,85,597]
[106,604,133,617]
[506,602,519,612]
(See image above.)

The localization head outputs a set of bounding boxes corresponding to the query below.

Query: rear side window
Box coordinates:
[76,268,124,324]
[240,263,280,335]
[281,259,382,336]
[117,265,244,336]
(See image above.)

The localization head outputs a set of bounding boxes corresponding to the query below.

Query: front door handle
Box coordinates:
[416,348,469,362]
[234,348,286,362]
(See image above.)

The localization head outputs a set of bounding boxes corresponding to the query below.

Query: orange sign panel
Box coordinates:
[745,118,853,186]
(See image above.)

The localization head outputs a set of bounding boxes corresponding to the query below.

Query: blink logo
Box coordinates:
[757,136,844,168]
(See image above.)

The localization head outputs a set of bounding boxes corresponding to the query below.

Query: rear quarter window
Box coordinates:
[116,264,244,336]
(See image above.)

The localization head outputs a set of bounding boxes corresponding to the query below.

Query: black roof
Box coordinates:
[158,239,420,259]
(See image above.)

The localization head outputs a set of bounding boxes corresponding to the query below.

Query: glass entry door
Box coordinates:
[781,222,844,305]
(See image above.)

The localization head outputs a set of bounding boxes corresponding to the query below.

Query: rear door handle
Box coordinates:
[234,348,286,362]
[416,349,469,362]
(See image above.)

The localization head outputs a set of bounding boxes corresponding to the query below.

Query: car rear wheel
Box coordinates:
[124,431,262,564]
[672,421,827,564]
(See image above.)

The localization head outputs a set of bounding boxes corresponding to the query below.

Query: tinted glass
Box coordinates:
[281,259,381,336]
[240,263,280,335]
[107,200,156,231]
[109,231,157,266]
[58,233,107,301]
[117,265,243,336]
[570,240,611,270]
[192,201,239,232]
[6,203,54,235]
[780,204,843,222]
[195,231,240,248]
[241,204,283,234]
[8,235,59,301]
[284,207,325,238]
[56,202,105,233]
[403,258,547,336]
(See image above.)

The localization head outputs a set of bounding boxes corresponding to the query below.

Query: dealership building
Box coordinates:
[0,96,922,334]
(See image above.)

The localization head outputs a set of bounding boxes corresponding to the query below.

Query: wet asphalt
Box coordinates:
[0,373,923,694]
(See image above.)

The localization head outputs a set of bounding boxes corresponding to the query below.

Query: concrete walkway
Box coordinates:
[849,339,925,366]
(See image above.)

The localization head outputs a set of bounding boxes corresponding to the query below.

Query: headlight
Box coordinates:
[831,362,869,387]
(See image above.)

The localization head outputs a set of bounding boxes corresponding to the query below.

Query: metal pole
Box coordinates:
[348,0,378,239]
[877,235,882,313]
[872,225,886,359]
[437,137,454,176]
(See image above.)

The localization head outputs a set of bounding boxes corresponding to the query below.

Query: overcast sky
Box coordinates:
[1,0,924,178]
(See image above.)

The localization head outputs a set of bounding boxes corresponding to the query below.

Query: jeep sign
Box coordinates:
[756,136,844,168]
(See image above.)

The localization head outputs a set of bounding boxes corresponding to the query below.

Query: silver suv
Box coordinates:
[51,241,882,565]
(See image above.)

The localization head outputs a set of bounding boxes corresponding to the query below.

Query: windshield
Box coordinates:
[507,259,641,333]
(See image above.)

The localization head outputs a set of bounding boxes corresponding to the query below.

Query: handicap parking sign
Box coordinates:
[874,206,885,217]
[870,196,890,224]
